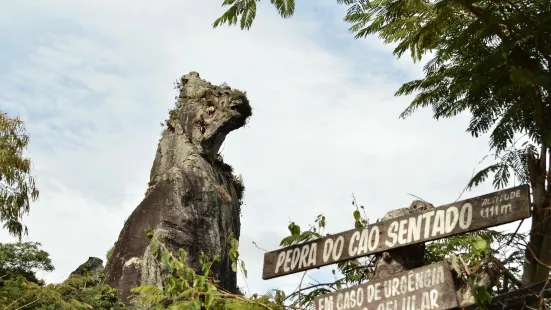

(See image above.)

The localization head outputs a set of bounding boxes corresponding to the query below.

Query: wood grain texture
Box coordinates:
[263,185,531,280]
[314,261,458,310]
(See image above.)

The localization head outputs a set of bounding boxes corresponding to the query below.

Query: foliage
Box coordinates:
[106,245,115,262]
[131,234,283,310]
[279,214,325,247]
[468,275,494,310]
[53,273,132,310]
[0,242,53,284]
[427,230,526,275]
[274,197,526,309]
[0,241,131,310]
[0,277,87,310]
[0,113,39,240]
[213,0,551,293]
[213,0,296,30]
[466,141,535,190]
[0,274,132,310]
[213,0,551,178]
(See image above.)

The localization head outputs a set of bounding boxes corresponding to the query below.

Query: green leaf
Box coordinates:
[353,210,361,221]
[467,164,502,190]
[241,260,248,278]
[288,222,301,236]
[336,280,342,290]
[178,248,185,259]
[472,236,489,257]
[280,235,298,246]
[205,290,214,307]
[161,251,171,268]
[229,248,238,262]
[509,66,534,86]
[270,0,295,18]
[230,238,239,250]
[468,274,493,310]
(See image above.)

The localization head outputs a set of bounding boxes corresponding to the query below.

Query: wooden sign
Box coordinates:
[263,185,531,280]
[314,261,458,310]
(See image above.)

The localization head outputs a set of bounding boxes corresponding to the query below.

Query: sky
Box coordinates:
[0,0,531,298]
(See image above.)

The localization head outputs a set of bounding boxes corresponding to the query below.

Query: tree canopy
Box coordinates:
[0,113,39,239]
[0,242,131,310]
[213,0,551,289]
[0,242,53,284]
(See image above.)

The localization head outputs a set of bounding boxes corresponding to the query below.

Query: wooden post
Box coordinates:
[262,185,531,280]
[371,200,434,280]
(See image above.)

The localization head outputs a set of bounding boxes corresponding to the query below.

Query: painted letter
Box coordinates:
[445,206,459,233]
[308,243,317,266]
[421,211,435,238]
[369,226,380,251]
[291,248,301,270]
[407,215,422,243]
[459,203,473,229]
[323,238,334,262]
[398,219,408,245]
[358,228,370,255]
[429,289,439,308]
[385,221,399,247]
[349,231,360,256]
[299,245,310,268]
[333,236,345,261]
[431,210,445,237]
[275,251,286,274]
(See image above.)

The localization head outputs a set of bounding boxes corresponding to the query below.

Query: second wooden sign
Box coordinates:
[314,261,458,310]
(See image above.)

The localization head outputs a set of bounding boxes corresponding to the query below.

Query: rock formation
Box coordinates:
[70,257,104,277]
[104,72,251,303]
[372,200,434,280]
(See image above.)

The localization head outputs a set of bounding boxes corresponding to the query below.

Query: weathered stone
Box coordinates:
[71,257,104,276]
[371,200,434,279]
[104,72,251,303]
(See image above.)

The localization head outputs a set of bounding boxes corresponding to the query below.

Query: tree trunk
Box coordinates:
[104,72,252,304]
[522,145,551,289]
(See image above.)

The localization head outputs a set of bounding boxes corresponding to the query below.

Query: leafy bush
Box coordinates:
[0,242,132,310]
[131,234,284,310]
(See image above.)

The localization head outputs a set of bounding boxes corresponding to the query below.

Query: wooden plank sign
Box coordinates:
[314,261,458,310]
[263,185,531,280]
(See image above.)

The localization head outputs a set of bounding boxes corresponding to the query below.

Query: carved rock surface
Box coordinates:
[104,72,251,303]
[372,200,434,279]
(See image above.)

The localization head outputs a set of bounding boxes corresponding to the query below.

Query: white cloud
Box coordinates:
[0,0,529,299]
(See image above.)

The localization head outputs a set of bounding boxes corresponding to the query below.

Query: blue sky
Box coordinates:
[0,0,529,299]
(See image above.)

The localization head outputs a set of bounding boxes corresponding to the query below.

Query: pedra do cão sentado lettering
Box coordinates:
[274,203,474,274]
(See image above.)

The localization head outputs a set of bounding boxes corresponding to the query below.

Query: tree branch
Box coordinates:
[491,256,523,288]
[283,280,343,302]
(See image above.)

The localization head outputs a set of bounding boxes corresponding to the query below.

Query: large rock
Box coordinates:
[70,257,104,277]
[104,72,251,303]
[372,200,434,279]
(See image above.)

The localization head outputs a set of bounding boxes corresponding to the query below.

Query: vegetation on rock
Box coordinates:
[3,1,550,304]
[131,233,281,309]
